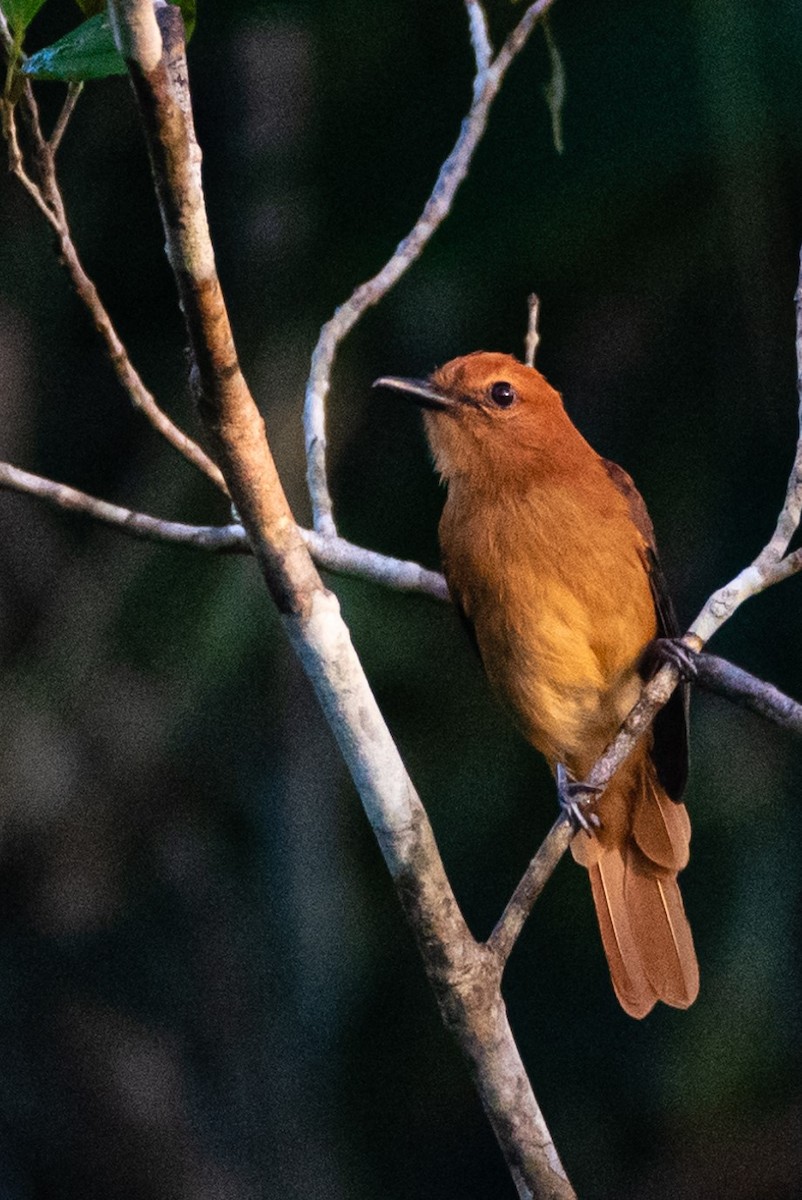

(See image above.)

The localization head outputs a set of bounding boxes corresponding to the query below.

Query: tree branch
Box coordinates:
[0,461,449,596]
[107,5,573,1194]
[49,81,83,153]
[524,293,541,367]
[303,0,559,537]
[681,649,802,735]
[0,461,246,552]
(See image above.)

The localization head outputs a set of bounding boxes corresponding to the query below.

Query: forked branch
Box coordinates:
[304,0,559,536]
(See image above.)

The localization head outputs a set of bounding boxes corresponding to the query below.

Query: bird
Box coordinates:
[374,351,698,1018]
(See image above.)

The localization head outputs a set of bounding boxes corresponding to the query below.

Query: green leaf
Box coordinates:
[0,0,48,37]
[22,4,196,81]
[22,13,126,81]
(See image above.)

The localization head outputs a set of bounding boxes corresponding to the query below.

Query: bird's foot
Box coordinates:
[556,763,601,834]
[649,637,699,681]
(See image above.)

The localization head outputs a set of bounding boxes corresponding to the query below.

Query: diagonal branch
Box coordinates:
[0,461,247,552]
[688,650,802,734]
[0,461,449,596]
[49,81,83,153]
[304,0,559,537]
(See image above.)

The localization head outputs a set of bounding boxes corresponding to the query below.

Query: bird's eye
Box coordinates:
[490,380,517,408]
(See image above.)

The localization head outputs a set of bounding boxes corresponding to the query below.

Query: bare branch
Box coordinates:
[304,0,559,537]
[690,246,802,641]
[49,82,84,153]
[489,815,572,965]
[301,530,449,598]
[0,461,449,596]
[3,100,57,223]
[0,461,246,552]
[682,650,802,735]
[524,292,541,367]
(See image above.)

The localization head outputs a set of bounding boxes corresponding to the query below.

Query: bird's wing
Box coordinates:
[600,459,689,802]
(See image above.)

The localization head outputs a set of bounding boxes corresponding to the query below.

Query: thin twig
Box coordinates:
[685,650,802,735]
[3,101,56,222]
[489,816,572,963]
[0,461,245,552]
[690,245,802,641]
[524,293,541,367]
[0,461,449,596]
[303,0,559,537]
[49,81,84,153]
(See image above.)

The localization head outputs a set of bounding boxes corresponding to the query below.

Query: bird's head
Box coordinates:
[374,351,568,485]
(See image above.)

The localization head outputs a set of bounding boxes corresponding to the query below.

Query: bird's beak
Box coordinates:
[373,375,453,411]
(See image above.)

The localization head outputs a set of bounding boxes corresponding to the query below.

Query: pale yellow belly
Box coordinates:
[473,572,652,776]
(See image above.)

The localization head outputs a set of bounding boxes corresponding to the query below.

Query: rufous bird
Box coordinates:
[375,352,698,1018]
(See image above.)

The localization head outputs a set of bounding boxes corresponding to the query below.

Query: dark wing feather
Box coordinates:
[601,460,689,802]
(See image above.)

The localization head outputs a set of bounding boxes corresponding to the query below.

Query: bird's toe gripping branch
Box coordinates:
[556,763,602,834]
[648,637,699,682]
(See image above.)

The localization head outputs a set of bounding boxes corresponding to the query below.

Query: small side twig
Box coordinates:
[524,292,541,367]
[0,461,449,597]
[49,81,83,153]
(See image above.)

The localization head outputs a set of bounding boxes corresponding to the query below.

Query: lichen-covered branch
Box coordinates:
[107,4,573,1195]
[303,0,559,537]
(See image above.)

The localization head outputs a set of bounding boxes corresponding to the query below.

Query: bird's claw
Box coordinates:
[651,637,698,681]
[556,764,602,834]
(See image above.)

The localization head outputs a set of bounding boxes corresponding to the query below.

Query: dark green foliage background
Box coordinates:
[1,1,801,1197]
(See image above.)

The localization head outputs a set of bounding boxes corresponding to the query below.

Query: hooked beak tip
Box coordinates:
[372,375,450,411]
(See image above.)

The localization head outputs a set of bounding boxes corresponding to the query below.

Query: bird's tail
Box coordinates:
[571,750,698,1018]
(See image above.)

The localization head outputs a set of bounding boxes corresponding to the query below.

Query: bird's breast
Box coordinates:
[441,478,656,775]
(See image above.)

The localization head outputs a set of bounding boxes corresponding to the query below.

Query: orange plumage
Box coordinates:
[377,351,698,1018]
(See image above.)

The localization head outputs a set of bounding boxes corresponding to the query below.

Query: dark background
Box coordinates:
[1,1,801,1197]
